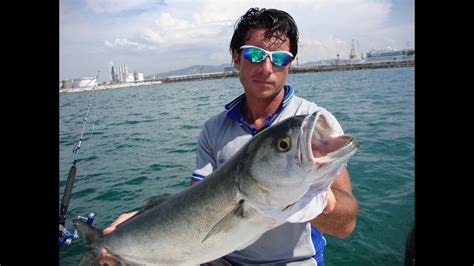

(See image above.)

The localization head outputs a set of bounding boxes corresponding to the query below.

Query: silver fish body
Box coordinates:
[73,111,358,265]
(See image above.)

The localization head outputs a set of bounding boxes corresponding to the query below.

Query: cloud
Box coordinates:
[142,28,164,43]
[84,0,157,14]
[101,6,235,51]
[60,0,414,81]
[104,38,157,51]
[155,12,195,31]
[298,36,348,63]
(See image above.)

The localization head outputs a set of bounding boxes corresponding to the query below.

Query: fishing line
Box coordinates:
[89,96,99,140]
[59,71,100,246]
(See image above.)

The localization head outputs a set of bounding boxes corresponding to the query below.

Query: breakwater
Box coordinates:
[158,59,414,83]
[60,80,163,94]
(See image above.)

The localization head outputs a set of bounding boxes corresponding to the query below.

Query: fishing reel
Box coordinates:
[59,212,95,246]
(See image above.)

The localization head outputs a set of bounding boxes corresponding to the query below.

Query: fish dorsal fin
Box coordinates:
[73,218,103,248]
[143,195,168,210]
[202,199,245,243]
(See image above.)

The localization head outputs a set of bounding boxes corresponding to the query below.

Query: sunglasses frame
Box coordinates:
[240,45,294,67]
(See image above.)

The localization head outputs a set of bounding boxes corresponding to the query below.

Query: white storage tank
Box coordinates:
[63,79,73,89]
[123,73,135,83]
[134,72,144,82]
[73,77,97,88]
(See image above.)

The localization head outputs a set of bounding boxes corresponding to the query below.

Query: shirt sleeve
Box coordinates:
[191,120,217,182]
[317,107,344,135]
[303,101,345,135]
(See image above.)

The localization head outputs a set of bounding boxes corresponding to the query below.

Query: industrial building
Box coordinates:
[59,76,97,90]
[109,61,144,84]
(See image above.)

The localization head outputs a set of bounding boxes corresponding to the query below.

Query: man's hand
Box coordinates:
[99,211,138,265]
[103,212,138,234]
[310,167,358,238]
[322,188,336,214]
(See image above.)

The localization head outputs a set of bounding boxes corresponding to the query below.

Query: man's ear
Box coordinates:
[233,49,240,69]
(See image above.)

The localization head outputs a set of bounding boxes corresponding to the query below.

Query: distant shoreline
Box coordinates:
[60,59,414,94]
[60,80,163,94]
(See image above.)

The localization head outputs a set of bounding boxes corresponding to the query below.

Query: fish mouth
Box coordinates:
[297,112,358,167]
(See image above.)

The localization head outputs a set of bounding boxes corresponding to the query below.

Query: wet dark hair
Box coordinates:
[230,8,299,58]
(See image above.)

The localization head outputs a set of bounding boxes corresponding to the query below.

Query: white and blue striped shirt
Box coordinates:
[191,84,343,265]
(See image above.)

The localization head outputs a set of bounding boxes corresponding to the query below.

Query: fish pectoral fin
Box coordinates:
[202,200,245,243]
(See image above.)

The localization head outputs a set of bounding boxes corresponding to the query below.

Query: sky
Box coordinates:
[60,0,414,83]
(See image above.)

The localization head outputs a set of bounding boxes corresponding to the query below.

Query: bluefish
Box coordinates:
[73,111,358,265]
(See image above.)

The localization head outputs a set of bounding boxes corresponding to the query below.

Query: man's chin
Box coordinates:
[248,89,283,100]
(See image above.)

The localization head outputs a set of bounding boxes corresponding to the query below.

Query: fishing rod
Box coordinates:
[59,71,100,246]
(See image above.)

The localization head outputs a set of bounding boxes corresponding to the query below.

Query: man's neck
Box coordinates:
[243,89,285,130]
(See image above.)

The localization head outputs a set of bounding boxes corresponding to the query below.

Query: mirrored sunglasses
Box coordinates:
[240,45,294,67]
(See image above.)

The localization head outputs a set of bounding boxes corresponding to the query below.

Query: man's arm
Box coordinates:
[310,167,358,238]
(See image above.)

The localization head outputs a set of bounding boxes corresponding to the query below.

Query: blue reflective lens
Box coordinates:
[240,45,293,67]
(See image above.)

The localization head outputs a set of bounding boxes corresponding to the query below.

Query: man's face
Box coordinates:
[233,28,292,101]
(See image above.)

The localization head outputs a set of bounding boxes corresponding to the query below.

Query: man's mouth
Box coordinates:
[297,112,357,165]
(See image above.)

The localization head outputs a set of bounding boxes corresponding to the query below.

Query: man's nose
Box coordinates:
[259,55,273,73]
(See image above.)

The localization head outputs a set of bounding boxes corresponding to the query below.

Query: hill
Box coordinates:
[150,64,233,78]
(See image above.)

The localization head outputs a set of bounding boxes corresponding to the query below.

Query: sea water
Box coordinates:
[59,67,414,265]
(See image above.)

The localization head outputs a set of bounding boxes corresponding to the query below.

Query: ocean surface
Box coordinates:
[59,67,414,265]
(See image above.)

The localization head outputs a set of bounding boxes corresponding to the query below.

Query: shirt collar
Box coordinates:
[225,85,294,134]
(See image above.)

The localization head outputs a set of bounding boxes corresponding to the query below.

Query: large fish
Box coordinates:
[73,111,358,265]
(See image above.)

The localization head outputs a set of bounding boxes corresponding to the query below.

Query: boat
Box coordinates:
[357,47,415,63]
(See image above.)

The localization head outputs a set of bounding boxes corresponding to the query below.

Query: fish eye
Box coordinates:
[277,136,291,152]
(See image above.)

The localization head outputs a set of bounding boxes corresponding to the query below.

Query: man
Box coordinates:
[102,7,358,266]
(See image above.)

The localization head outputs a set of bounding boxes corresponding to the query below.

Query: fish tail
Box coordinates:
[72,218,103,266]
